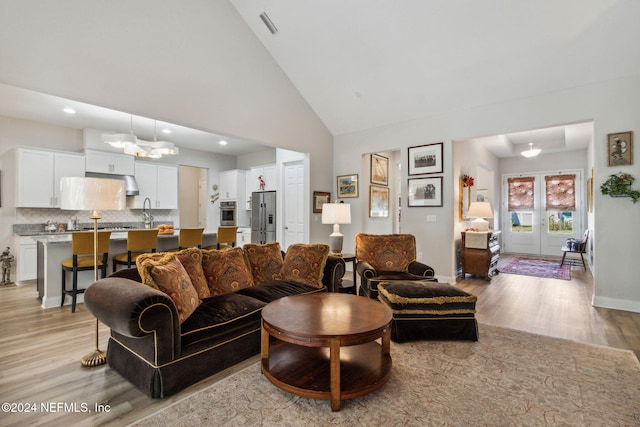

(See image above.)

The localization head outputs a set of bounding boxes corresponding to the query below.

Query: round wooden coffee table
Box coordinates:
[261,292,392,411]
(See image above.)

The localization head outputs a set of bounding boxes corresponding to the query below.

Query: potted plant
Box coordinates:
[600,172,640,203]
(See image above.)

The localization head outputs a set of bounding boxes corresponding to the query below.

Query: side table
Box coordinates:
[337,253,356,294]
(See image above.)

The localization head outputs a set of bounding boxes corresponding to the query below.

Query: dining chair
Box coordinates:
[560,230,589,270]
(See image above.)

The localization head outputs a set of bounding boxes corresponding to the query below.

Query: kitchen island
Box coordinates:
[35,230,218,309]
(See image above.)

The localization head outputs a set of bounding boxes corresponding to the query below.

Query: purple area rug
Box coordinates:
[498,256,571,280]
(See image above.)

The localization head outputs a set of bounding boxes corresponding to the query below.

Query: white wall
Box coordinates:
[335,74,640,312]
[0,0,334,246]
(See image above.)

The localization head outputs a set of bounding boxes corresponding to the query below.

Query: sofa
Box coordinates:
[355,233,437,299]
[85,243,345,398]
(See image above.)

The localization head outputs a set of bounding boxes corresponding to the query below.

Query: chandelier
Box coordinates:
[102,117,178,159]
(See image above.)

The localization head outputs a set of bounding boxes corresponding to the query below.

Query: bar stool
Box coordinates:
[168,227,205,252]
[112,229,159,272]
[61,231,111,313]
[205,226,238,250]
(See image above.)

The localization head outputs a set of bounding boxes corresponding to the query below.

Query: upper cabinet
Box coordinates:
[219,169,246,200]
[85,149,135,175]
[132,162,178,209]
[245,165,276,210]
[247,164,277,194]
[17,148,85,208]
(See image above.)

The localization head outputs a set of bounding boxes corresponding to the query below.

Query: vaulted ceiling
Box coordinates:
[1,1,639,157]
[231,1,637,136]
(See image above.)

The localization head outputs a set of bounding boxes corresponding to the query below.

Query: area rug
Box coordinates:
[132,324,640,426]
[498,256,571,280]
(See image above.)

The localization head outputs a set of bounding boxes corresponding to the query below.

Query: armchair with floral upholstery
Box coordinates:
[355,233,436,299]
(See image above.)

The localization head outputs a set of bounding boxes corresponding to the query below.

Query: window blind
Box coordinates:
[545,174,576,210]
[508,176,535,211]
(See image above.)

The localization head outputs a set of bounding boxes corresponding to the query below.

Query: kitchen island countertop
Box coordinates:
[36,229,218,309]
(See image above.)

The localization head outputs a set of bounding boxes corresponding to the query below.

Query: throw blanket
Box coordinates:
[465,231,488,249]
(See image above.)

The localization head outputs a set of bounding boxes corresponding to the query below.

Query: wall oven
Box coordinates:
[220,201,237,226]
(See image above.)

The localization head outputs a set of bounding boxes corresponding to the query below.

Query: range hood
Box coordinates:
[85,172,140,196]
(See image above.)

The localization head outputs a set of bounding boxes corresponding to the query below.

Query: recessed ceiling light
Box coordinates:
[219,140,228,146]
[63,108,76,114]
[162,129,171,134]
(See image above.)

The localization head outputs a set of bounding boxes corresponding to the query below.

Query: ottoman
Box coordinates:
[377,281,478,342]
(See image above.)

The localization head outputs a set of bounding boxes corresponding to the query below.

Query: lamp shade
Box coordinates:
[321,203,351,225]
[467,201,493,231]
[59,177,126,211]
[467,201,493,219]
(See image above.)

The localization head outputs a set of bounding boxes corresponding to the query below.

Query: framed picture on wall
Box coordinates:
[336,174,359,198]
[369,185,389,217]
[607,131,633,166]
[370,153,389,185]
[408,142,443,175]
[312,191,330,213]
[408,177,443,207]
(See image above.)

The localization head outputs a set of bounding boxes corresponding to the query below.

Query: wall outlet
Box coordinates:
[417,252,423,260]
[426,215,437,222]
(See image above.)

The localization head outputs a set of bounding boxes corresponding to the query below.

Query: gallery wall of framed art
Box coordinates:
[407,142,444,208]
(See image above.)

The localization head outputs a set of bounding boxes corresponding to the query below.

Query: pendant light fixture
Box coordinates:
[104,116,178,158]
[521,132,541,158]
[123,120,178,158]
[102,115,138,148]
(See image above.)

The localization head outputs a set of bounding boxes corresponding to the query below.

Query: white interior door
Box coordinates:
[502,170,582,256]
[198,177,207,228]
[283,161,304,250]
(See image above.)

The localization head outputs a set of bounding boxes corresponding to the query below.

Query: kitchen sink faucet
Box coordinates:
[142,197,154,229]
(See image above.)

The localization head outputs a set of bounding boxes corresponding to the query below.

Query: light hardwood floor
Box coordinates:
[1,257,639,426]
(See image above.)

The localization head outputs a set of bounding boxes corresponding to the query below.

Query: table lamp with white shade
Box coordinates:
[467,201,493,231]
[60,177,125,367]
[321,202,351,255]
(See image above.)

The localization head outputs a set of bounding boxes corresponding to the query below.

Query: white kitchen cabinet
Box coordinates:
[85,149,135,175]
[247,164,277,195]
[17,148,85,207]
[236,227,251,248]
[219,169,246,200]
[133,162,178,209]
[16,236,37,282]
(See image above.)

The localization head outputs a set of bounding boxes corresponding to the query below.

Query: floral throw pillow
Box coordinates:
[243,242,283,285]
[201,247,254,296]
[137,253,200,323]
[277,243,329,288]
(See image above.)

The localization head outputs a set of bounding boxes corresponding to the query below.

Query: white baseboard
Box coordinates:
[592,295,640,314]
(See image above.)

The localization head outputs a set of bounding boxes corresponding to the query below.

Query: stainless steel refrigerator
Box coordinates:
[251,191,276,244]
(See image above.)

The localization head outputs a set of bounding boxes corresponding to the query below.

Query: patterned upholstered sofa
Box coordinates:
[355,233,437,299]
[85,243,345,398]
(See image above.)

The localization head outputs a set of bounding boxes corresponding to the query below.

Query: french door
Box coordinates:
[502,170,583,256]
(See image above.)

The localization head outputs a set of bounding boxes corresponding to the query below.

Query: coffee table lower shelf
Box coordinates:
[261,340,392,404]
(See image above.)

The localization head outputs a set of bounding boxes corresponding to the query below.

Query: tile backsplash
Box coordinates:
[16,208,177,229]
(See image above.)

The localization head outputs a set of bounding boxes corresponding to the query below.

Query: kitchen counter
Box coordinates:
[36,229,218,309]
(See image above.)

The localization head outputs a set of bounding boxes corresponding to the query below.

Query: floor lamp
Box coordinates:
[60,177,125,367]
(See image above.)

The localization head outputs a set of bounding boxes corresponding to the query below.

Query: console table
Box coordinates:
[461,230,501,281]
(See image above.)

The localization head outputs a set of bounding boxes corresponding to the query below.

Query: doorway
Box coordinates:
[502,170,583,256]
[282,160,304,250]
[179,165,208,228]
